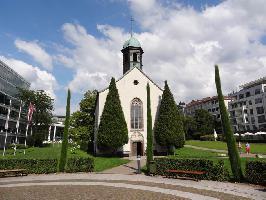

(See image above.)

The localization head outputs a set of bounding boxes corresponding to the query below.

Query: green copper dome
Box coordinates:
[123,36,141,48]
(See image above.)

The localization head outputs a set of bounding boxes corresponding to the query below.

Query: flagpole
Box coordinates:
[3,99,12,156]
[24,123,29,155]
[14,100,22,156]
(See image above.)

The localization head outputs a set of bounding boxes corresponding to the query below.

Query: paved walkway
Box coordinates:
[0,173,265,200]
[100,156,146,174]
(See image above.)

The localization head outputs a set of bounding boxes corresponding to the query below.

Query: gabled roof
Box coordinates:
[99,67,163,93]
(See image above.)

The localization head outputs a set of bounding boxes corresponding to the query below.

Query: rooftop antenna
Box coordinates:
[130,16,134,37]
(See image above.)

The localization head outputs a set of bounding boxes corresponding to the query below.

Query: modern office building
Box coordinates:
[185,96,233,120]
[228,77,266,132]
[0,60,30,148]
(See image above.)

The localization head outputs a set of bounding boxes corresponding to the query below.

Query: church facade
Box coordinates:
[94,36,163,156]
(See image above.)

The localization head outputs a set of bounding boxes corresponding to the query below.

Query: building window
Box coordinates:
[239,94,244,99]
[133,53,138,62]
[246,92,250,97]
[133,80,139,85]
[131,98,143,130]
[255,98,262,104]
[258,115,266,123]
[256,106,264,114]
[249,100,252,105]
[255,89,261,95]
[250,109,253,115]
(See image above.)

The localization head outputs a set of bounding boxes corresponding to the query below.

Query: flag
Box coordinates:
[4,99,12,130]
[27,102,35,123]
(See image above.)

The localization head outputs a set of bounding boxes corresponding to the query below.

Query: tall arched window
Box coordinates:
[131,98,143,130]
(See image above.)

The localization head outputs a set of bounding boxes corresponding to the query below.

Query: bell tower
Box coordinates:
[121,18,143,74]
[121,37,144,74]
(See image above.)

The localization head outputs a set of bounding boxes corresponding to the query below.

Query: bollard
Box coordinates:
[137,155,141,174]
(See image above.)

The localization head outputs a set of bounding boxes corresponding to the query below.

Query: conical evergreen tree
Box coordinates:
[215,65,244,181]
[146,83,153,172]
[59,89,71,172]
[97,77,128,153]
[154,81,185,153]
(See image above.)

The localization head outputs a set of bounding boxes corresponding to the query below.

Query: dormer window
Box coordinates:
[133,53,138,61]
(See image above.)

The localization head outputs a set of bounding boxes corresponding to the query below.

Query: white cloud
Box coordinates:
[54,0,266,106]
[15,39,53,70]
[0,56,58,99]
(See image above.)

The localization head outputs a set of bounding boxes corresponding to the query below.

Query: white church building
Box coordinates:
[94,36,163,156]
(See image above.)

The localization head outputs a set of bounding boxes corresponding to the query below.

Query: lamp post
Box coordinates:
[137,155,141,174]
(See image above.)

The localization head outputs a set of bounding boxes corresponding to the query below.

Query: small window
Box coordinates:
[246,92,250,97]
[255,89,261,95]
[133,53,138,62]
[239,94,244,99]
[133,80,139,85]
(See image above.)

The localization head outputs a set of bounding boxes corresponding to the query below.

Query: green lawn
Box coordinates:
[94,157,129,172]
[171,147,266,176]
[186,140,266,154]
[0,144,129,172]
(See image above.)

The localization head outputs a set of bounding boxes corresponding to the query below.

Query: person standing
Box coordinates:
[238,141,242,154]
[245,142,250,154]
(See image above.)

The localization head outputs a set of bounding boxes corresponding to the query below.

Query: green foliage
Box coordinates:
[97,78,128,152]
[154,157,229,181]
[215,65,244,181]
[183,115,197,140]
[18,88,53,127]
[70,90,97,152]
[154,81,185,152]
[194,109,214,137]
[59,89,71,172]
[146,83,153,173]
[0,158,58,174]
[65,157,94,173]
[200,134,216,141]
[246,160,266,185]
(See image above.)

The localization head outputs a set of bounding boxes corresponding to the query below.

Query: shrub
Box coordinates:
[215,65,243,181]
[66,157,94,173]
[146,83,153,173]
[0,158,58,174]
[59,89,71,172]
[246,160,266,185]
[154,157,229,181]
[200,134,215,141]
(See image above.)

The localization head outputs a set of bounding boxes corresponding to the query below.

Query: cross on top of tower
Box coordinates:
[130,16,134,37]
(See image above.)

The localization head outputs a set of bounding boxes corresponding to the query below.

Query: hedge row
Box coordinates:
[0,157,94,174]
[154,158,229,181]
[246,160,266,185]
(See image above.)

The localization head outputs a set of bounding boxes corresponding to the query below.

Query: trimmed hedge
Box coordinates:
[0,159,58,174]
[0,157,94,174]
[246,160,266,185]
[66,157,94,173]
[154,158,229,181]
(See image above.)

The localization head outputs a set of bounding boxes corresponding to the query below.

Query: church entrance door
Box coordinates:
[132,142,143,156]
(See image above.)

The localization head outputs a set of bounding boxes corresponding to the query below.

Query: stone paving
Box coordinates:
[0,173,265,200]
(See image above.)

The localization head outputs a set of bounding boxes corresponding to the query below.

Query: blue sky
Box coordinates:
[1,0,266,114]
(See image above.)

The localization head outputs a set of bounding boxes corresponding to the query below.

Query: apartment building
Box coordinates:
[185,96,233,120]
[229,77,266,132]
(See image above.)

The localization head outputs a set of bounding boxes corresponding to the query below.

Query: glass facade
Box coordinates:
[0,60,30,148]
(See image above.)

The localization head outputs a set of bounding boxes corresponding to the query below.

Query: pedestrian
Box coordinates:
[245,142,250,154]
[238,141,242,154]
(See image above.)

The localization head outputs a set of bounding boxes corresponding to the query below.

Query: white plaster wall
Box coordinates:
[95,67,163,154]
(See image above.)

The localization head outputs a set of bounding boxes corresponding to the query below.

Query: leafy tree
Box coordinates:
[183,115,197,140]
[154,81,185,153]
[97,78,128,153]
[18,88,53,146]
[194,109,214,138]
[215,65,243,181]
[69,90,97,152]
[59,89,71,172]
[146,83,153,173]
